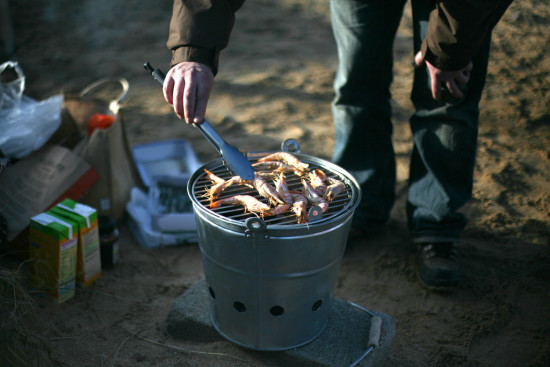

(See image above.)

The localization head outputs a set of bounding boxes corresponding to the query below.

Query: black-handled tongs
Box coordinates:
[144,62,255,180]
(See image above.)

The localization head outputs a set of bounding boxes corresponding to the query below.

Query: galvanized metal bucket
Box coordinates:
[188,152,361,350]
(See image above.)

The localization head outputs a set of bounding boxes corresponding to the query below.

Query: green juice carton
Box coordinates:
[49,199,102,287]
[29,212,78,304]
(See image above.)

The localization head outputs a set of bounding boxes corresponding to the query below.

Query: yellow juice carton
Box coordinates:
[49,199,102,287]
[29,212,78,304]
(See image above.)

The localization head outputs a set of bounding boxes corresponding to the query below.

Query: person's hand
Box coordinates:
[414,51,473,101]
[163,61,214,124]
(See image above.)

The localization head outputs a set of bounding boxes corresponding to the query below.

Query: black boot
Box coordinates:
[417,242,462,288]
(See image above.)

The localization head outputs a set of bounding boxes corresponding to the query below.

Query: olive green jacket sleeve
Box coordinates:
[167,0,245,75]
[421,0,513,70]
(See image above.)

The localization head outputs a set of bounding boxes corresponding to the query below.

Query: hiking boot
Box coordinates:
[417,242,462,288]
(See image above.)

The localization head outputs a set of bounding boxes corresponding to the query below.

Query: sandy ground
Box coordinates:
[1,0,549,366]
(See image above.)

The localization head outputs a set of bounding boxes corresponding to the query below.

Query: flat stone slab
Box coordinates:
[167,279,395,367]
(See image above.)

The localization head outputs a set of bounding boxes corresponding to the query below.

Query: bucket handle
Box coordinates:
[347,302,383,367]
[78,77,130,112]
[281,138,301,153]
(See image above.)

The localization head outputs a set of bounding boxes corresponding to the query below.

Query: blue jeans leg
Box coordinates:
[407,0,492,243]
[330,0,407,233]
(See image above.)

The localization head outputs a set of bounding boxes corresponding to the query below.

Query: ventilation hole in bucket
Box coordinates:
[208,287,216,299]
[270,306,284,317]
[312,300,323,311]
[233,302,246,313]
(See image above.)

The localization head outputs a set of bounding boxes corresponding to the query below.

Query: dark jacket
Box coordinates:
[420,0,512,70]
[167,0,245,75]
[167,0,512,74]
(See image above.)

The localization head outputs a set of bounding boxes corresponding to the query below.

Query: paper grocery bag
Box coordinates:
[63,78,142,221]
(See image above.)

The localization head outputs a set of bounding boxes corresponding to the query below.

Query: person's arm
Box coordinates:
[165,0,245,123]
[415,0,512,100]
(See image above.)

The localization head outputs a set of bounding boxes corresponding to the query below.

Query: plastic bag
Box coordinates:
[0,61,25,118]
[0,61,63,159]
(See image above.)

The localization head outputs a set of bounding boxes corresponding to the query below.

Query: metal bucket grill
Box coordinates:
[188,149,361,351]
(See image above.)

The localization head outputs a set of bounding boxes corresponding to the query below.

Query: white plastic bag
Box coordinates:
[0,61,63,159]
[0,61,25,118]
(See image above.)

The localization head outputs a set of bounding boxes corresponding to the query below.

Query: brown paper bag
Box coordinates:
[62,78,142,221]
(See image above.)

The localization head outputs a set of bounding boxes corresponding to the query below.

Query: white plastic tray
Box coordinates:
[129,139,201,240]
[126,187,198,248]
[132,139,202,187]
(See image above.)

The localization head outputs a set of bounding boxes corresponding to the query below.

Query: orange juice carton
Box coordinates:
[49,199,102,287]
[29,212,78,304]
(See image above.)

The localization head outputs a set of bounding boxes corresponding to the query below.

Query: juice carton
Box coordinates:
[29,212,78,304]
[49,199,102,287]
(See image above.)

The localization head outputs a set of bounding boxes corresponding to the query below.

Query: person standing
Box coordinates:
[162,0,512,288]
[330,0,511,288]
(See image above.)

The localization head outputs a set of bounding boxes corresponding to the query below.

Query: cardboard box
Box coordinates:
[49,199,102,287]
[29,212,78,304]
[0,144,99,259]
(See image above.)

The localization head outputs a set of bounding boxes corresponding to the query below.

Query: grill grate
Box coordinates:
[191,155,355,226]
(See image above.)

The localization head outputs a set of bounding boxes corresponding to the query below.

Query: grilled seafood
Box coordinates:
[266,203,291,216]
[307,168,345,201]
[302,179,329,213]
[289,192,308,223]
[257,152,309,173]
[203,152,348,223]
[203,169,228,202]
[222,173,284,206]
[210,195,272,217]
[273,172,310,223]
[252,161,291,171]
[308,168,327,197]
[324,176,345,201]
[273,172,294,205]
[251,173,285,206]
[204,168,284,207]
[252,161,305,176]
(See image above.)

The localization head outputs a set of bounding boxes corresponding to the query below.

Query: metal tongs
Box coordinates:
[144,62,255,180]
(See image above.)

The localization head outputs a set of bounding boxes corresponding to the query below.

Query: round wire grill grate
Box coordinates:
[190,152,359,227]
